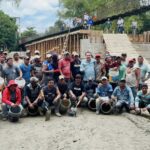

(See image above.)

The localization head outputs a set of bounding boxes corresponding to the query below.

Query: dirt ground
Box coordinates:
[0,109,150,150]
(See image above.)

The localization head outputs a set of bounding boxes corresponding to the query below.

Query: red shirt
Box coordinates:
[2,87,21,106]
[58,58,71,79]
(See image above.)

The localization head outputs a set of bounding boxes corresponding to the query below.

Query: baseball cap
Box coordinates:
[141,83,148,88]
[34,55,41,59]
[95,54,101,58]
[119,79,126,83]
[24,56,30,60]
[26,49,31,53]
[64,51,70,55]
[34,50,40,54]
[59,75,65,80]
[46,54,52,58]
[128,59,134,63]
[101,76,108,80]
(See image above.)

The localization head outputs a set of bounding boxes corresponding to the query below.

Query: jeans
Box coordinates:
[2,103,23,118]
[130,87,137,100]
[44,99,61,113]
[115,100,130,113]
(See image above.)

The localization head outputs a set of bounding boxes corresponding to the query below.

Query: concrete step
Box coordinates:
[103,34,150,89]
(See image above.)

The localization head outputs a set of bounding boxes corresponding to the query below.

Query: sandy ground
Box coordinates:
[0,109,150,150]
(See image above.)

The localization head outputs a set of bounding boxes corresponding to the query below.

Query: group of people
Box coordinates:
[104,17,138,34]
[72,12,95,29]
[0,49,150,122]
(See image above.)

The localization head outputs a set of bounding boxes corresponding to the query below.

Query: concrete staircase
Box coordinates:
[103,34,138,58]
[103,34,150,88]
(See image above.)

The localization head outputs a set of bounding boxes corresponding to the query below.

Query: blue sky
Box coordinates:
[0,0,59,33]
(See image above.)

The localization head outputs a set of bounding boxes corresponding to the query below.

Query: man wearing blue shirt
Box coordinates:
[135,56,150,90]
[95,76,113,114]
[112,79,134,113]
[135,83,150,114]
[80,52,96,82]
[20,56,33,84]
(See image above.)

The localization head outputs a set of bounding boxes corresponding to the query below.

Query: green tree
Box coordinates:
[0,10,18,51]
[46,19,66,34]
[21,27,38,39]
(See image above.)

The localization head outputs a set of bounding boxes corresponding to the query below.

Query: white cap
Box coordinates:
[26,49,31,53]
[64,51,70,55]
[34,55,41,59]
[34,50,40,54]
[59,75,65,80]
[46,54,52,58]
[101,76,108,80]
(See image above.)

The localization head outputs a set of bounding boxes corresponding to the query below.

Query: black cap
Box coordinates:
[119,79,126,83]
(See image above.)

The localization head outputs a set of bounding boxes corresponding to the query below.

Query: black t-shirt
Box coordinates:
[69,82,85,97]
[10,90,16,103]
[43,86,57,104]
[25,84,41,102]
[57,82,68,95]
[85,82,98,97]
[31,63,43,80]
[71,60,81,78]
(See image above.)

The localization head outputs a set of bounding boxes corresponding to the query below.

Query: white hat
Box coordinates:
[64,51,70,55]
[34,55,41,59]
[46,54,52,58]
[101,76,108,80]
[30,77,39,82]
[26,49,31,53]
[74,52,79,56]
[34,50,40,54]
[59,75,65,80]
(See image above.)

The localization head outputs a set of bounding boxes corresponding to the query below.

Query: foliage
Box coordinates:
[0,10,18,51]
[58,0,150,32]
[46,19,67,34]
[20,27,38,39]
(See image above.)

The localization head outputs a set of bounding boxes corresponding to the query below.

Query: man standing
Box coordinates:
[42,54,54,86]
[13,52,23,67]
[117,17,124,33]
[112,79,134,113]
[59,51,71,83]
[135,56,150,90]
[3,57,22,84]
[105,18,112,33]
[20,56,33,84]
[126,59,140,99]
[95,54,104,82]
[71,52,81,79]
[80,52,96,82]
[31,55,43,82]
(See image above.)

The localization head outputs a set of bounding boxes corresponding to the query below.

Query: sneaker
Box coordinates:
[96,111,99,115]
[45,109,51,121]
[55,112,62,117]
